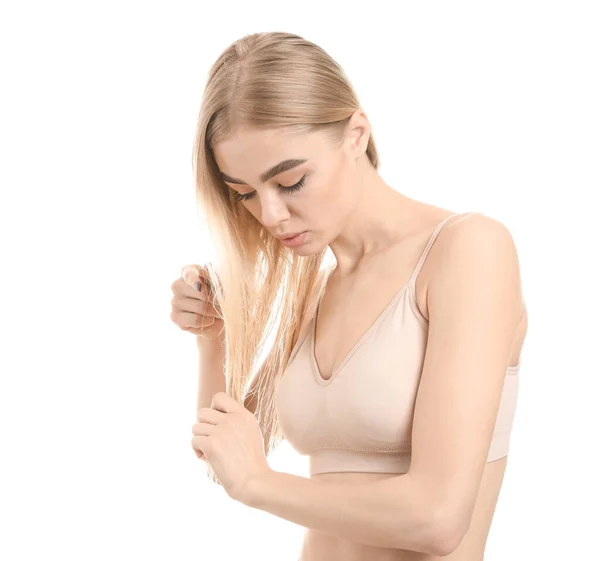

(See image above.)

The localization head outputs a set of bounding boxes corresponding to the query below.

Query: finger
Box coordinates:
[176,265,223,319]
[197,263,222,295]
[208,392,240,415]
[194,408,223,426]
[180,265,207,290]
[171,278,214,306]
[171,285,215,315]
[179,266,220,304]
[191,435,210,454]
[192,438,204,458]
[172,277,218,314]
[173,310,216,329]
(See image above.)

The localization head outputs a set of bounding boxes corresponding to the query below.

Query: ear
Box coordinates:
[345,109,371,158]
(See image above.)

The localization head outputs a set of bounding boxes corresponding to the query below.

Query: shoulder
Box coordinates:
[451,210,512,233]
[432,211,518,259]
[418,212,522,319]
[419,211,519,279]
[431,211,522,302]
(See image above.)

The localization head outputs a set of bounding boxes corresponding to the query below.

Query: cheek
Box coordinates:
[315,172,343,202]
[321,176,351,211]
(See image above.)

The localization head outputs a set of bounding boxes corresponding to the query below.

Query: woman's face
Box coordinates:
[212,122,366,255]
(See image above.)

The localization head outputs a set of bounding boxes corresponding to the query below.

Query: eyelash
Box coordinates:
[234,174,308,202]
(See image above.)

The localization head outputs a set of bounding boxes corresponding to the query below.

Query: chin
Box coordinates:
[286,239,313,255]
[290,244,313,255]
[298,241,329,257]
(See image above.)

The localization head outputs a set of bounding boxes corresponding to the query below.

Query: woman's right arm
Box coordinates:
[196,337,227,411]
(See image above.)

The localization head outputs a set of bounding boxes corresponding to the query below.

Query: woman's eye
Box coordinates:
[234,174,307,202]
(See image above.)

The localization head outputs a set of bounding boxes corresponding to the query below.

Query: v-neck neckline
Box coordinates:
[308,211,466,385]
[310,280,411,385]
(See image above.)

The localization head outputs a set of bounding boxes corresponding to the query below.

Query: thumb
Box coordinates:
[180,264,202,285]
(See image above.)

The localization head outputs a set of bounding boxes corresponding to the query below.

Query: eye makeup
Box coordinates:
[234,174,308,202]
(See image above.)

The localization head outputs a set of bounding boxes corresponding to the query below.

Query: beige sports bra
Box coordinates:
[275,212,520,476]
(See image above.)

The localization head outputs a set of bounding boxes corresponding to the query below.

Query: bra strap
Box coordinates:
[407,211,481,286]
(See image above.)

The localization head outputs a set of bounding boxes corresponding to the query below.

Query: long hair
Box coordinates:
[191,32,380,484]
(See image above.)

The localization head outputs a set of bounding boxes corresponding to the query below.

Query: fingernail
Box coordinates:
[195,281,202,292]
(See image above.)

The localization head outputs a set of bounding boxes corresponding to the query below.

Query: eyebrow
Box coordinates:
[220,158,308,185]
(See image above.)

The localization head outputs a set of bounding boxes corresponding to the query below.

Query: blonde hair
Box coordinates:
[191,32,380,484]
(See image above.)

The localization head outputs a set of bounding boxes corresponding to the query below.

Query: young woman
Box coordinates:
[175,31,527,560]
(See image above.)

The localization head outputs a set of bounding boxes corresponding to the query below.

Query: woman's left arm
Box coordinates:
[241,215,523,557]
[243,467,447,555]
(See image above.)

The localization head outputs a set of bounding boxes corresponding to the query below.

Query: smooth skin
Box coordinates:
[211,110,527,559]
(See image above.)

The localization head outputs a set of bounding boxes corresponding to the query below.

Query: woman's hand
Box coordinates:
[192,392,272,503]
[171,264,224,341]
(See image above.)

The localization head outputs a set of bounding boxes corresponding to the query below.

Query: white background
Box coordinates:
[1,1,598,560]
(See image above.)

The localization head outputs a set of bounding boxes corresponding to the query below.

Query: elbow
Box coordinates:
[423,504,469,557]
[427,523,465,557]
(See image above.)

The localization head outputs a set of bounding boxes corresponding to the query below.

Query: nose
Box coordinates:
[258,193,291,229]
